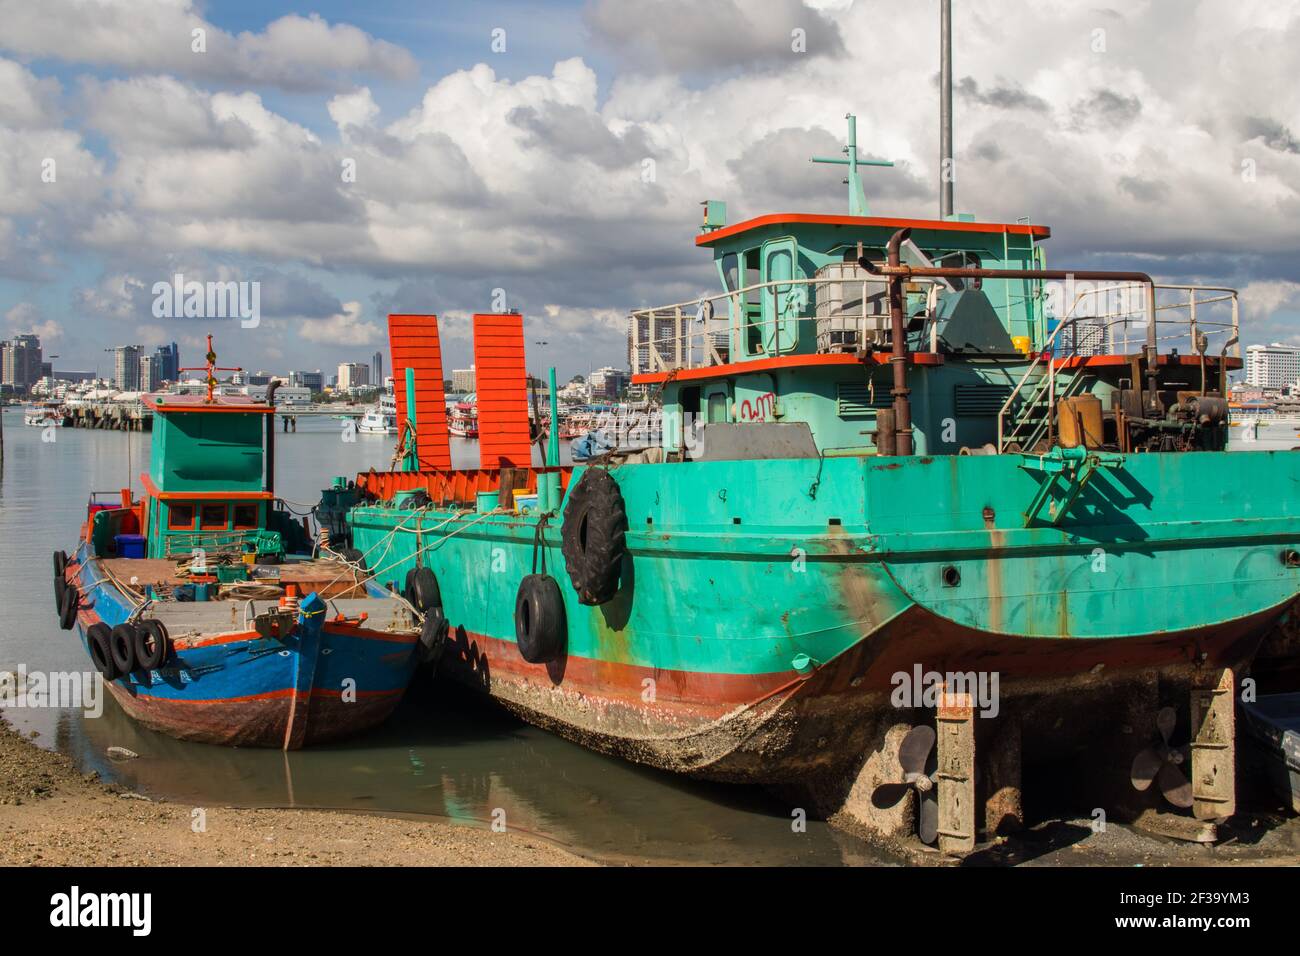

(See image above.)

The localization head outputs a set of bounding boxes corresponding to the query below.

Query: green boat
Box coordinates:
[324,120,1299,853]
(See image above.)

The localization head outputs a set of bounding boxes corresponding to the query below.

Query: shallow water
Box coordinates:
[0,408,882,865]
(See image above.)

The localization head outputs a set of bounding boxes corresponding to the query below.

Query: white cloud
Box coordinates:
[0,2,418,92]
[299,301,379,345]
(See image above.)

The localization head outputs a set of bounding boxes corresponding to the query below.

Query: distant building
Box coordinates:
[153,342,180,383]
[53,370,96,383]
[242,384,312,406]
[1,333,43,393]
[589,366,629,401]
[246,371,272,386]
[628,313,683,373]
[139,354,160,392]
[451,365,476,392]
[1246,343,1300,390]
[337,362,370,391]
[290,370,324,392]
[109,345,142,391]
[372,351,383,385]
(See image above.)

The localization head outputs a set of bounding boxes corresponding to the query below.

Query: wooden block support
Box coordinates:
[1191,667,1235,820]
[936,689,976,855]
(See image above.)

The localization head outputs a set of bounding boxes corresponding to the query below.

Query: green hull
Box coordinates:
[347,449,1300,782]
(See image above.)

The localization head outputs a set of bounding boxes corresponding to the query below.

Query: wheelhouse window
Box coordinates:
[232,503,259,530]
[167,503,196,530]
[744,249,762,354]
[200,503,228,531]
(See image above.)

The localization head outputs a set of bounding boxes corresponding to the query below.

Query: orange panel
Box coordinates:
[472,312,532,468]
[388,314,452,470]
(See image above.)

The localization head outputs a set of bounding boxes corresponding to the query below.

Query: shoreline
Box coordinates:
[0,717,591,867]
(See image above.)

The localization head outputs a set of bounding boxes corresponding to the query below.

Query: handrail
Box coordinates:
[997,283,1240,451]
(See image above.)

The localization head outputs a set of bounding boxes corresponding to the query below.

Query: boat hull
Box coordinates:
[348,450,1300,783]
[68,548,420,748]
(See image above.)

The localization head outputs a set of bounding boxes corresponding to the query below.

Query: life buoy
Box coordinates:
[560,467,628,606]
[405,567,440,613]
[134,619,170,670]
[514,574,566,664]
[58,584,79,630]
[87,623,117,680]
[110,624,137,674]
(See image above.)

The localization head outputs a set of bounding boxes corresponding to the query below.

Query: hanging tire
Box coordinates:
[58,584,79,630]
[53,550,67,579]
[339,547,368,571]
[54,571,67,613]
[405,567,441,613]
[515,574,566,664]
[134,619,170,671]
[560,467,628,606]
[419,607,448,667]
[110,625,137,674]
[87,623,117,680]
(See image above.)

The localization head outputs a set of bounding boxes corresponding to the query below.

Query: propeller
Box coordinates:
[871,724,940,845]
[1129,706,1193,809]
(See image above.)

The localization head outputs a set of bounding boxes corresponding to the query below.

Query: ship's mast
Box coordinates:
[810,114,894,216]
[940,0,954,219]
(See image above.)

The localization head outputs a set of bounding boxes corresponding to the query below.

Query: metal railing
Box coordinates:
[997,283,1240,452]
[628,275,943,376]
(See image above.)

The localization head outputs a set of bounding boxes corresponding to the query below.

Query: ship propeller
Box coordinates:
[871,724,939,845]
[1129,706,1193,809]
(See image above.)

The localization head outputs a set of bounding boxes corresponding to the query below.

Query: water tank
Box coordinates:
[813,261,890,352]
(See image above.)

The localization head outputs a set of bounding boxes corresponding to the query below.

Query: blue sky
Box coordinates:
[1,0,1297,382]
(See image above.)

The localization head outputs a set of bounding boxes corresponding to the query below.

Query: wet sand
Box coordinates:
[0,718,590,867]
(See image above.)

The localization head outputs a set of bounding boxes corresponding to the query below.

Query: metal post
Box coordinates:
[404,367,418,472]
[547,367,561,510]
[940,0,954,220]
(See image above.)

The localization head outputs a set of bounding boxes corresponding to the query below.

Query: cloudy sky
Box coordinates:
[1,0,1298,382]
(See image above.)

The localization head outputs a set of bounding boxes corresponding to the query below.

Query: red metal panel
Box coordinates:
[471,313,532,468]
[388,313,452,470]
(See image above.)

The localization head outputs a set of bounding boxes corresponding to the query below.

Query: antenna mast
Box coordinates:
[940,0,954,219]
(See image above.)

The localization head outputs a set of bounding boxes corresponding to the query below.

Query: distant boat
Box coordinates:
[23,406,62,427]
[448,397,478,438]
[358,393,397,434]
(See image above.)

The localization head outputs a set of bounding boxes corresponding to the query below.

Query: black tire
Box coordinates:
[419,607,448,667]
[110,625,137,674]
[561,467,628,606]
[339,547,368,571]
[134,619,170,670]
[54,571,67,613]
[514,574,566,664]
[87,623,117,680]
[58,584,79,630]
[53,550,67,579]
[406,567,440,613]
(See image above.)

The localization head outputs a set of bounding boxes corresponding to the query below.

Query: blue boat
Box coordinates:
[51,339,435,748]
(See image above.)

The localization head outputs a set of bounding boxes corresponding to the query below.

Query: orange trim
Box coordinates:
[696,213,1051,247]
[631,351,944,385]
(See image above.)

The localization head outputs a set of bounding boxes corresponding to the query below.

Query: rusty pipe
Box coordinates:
[877,228,913,455]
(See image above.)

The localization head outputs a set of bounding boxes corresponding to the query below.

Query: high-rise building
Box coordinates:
[628,313,684,374]
[1246,343,1300,390]
[139,354,160,392]
[372,351,383,385]
[153,342,180,383]
[109,345,142,391]
[290,370,324,392]
[337,362,370,391]
[1,333,43,392]
[451,365,476,393]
